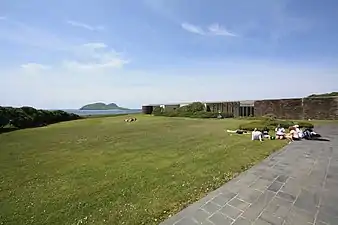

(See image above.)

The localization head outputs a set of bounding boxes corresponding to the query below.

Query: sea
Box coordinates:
[62,109,142,116]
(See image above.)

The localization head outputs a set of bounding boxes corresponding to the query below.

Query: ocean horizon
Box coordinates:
[60,109,142,116]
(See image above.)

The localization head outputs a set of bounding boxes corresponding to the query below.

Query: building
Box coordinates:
[142,96,338,120]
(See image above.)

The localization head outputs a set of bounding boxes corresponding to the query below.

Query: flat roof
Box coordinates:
[143,100,256,107]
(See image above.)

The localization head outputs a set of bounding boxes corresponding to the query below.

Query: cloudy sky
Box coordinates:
[0,0,337,109]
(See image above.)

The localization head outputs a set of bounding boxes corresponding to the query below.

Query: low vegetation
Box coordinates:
[153,102,233,119]
[0,106,81,129]
[0,116,286,225]
[307,91,338,98]
[238,116,314,131]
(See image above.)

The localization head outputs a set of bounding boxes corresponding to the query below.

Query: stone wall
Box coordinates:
[303,97,338,120]
[254,97,338,120]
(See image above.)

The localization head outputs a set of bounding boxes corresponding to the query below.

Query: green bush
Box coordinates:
[162,111,179,117]
[186,102,205,113]
[239,121,269,131]
[190,111,218,118]
[262,113,277,120]
[296,121,314,129]
[238,119,314,131]
[152,106,163,116]
[0,106,81,129]
[0,116,9,128]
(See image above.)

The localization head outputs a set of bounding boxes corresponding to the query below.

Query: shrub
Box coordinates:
[186,102,205,113]
[238,120,314,131]
[162,111,179,117]
[262,113,277,120]
[239,121,269,131]
[0,116,9,128]
[176,105,189,113]
[152,106,163,116]
[267,120,294,129]
[220,112,234,118]
[0,106,81,129]
[296,121,314,129]
[190,111,218,118]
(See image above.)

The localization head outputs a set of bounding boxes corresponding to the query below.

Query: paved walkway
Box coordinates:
[160,125,338,225]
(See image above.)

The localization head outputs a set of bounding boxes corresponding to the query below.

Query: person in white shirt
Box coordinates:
[294,125,304,138]
[252,128,263,142]
[275,124,286,139]
[286,126,300,141]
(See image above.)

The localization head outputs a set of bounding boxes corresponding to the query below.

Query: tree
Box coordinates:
[152,106,163,116]
[186,102,205,113]
[0,116,9,128]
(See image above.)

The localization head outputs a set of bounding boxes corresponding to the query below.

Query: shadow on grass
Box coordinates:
[0,127,19,134]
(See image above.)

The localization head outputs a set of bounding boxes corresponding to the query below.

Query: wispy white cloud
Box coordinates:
[21,63,50,73]
[66,20,104,31]
[0,19,75,51]
[181,23,205,35]
[63,43,128,71]
[208,23,237,37]
[82,42,107,49]
[181,22,237,37]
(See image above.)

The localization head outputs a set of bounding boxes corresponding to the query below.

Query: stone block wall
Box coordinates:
[254,97,338,120]
[254,98,303,119]
[303,97,338,120]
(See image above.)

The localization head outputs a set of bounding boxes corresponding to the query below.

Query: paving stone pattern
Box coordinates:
[160,125,338,225]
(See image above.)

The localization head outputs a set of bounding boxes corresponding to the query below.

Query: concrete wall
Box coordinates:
[239,106,254,117]
[142,105,153,114]
[205,102,240,116]
[254,97,338,120]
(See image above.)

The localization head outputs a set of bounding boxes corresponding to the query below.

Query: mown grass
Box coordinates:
[0,116,287,225]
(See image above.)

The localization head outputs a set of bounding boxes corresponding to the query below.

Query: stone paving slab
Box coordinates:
[160,125,338,225]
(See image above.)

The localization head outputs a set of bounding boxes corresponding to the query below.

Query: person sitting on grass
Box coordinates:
[293,124,304,139]
[262,129,270,139]
[286,126,300,142]
[251,128,263,142]
[275,124,286,139]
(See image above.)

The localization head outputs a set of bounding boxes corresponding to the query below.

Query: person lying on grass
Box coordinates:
[226,129,249,134]
[303,127,321,139]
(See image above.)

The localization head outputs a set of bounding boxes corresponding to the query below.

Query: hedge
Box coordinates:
[0,106,82,129]
[238,119,314,131]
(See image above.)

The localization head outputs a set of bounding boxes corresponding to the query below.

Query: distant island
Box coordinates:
[80,103,129,110]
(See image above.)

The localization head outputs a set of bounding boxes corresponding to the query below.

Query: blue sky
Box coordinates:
[0,0,337,109]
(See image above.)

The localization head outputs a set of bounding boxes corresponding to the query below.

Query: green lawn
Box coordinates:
[0,116,287,225]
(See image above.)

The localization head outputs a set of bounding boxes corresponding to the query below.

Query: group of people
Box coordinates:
[251,124,320,142]
[124,117,137,123]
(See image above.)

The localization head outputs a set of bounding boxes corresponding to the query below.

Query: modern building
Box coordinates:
[142,96,338,120]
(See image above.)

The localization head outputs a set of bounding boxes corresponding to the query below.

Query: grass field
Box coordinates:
[0,115,287,225]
